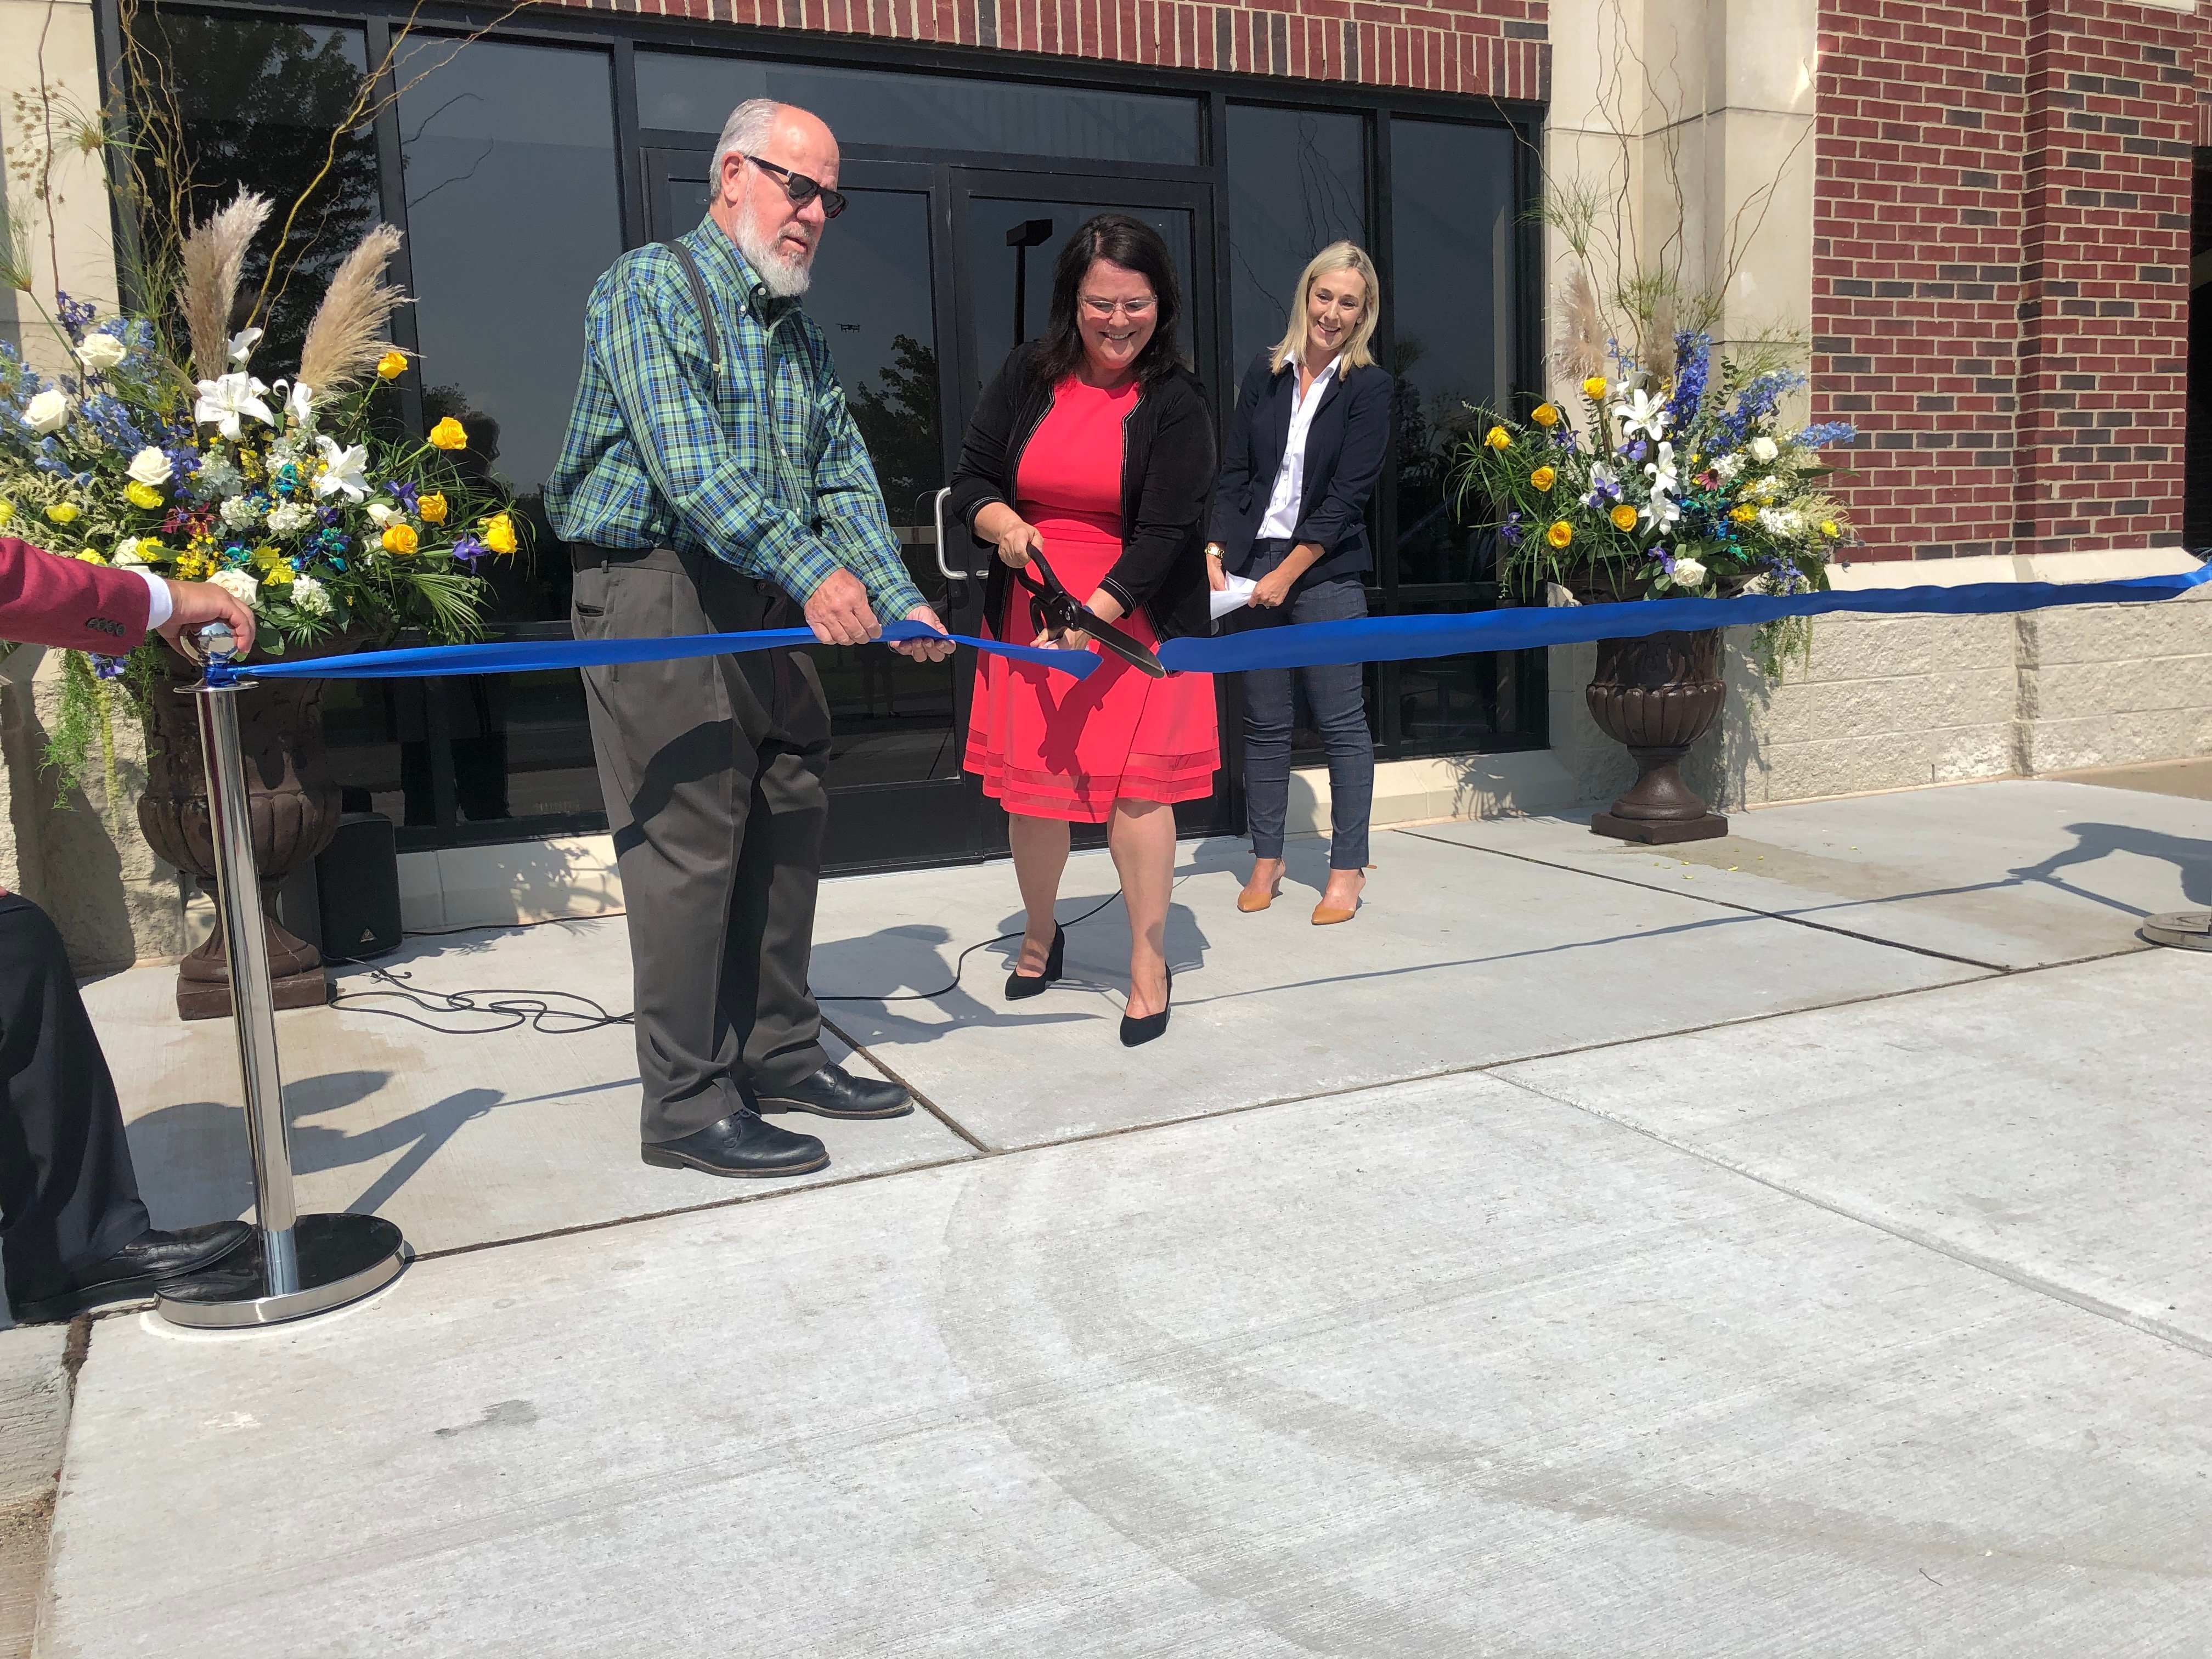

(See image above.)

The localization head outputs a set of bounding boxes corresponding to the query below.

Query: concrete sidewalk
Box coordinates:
[8,778,2210,1655]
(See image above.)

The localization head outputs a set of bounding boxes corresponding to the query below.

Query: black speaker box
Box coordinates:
[316,812,403,962]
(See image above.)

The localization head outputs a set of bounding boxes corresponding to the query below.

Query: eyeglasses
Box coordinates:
[743,155,848,219]
[1079,295,1156,320]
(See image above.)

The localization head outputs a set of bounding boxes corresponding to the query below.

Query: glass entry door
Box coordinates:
[644,152,1224,867]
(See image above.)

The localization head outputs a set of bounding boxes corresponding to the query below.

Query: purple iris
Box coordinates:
[385,480,420,512]
[449,536,490,568]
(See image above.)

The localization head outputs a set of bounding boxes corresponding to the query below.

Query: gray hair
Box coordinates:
[709,99,782,206]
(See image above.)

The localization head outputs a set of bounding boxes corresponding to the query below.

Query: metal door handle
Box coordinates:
[931,488,966,585]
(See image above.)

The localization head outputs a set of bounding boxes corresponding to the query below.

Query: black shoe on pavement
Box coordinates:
[12,1220,255,1324]
[641,1109,829,1178]
[754,1063,913,1120]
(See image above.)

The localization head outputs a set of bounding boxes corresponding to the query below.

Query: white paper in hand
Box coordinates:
[1210,572,1257,621]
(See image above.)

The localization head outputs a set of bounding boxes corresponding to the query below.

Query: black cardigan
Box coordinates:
[1206,350,1393,585]
[946,343,1218,642]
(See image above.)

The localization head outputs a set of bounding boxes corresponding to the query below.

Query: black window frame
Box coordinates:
[99,0,1550,849]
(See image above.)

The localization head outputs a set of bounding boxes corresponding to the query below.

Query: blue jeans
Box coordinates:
[1234,544,1374,869]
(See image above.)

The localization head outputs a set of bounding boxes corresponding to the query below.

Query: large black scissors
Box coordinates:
[1011,547,1166,678]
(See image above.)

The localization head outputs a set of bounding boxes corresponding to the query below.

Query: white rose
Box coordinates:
[289,573,331,617]
[1749,435,1779,463]
[114,539,148,567]
[21,389,69,434]
[75,333,127,374]
[126,446,173,487]
[209,568,262,610]
[1671,556,1707,590]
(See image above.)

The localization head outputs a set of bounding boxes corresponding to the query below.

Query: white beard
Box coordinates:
[733,195,815,298]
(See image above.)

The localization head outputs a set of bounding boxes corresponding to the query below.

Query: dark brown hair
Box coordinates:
[1032,213,1186,387]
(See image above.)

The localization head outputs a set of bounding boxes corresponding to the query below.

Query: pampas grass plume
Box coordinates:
[1553,267,1605,386]
[298,223,410,398]
[179,192,272,381]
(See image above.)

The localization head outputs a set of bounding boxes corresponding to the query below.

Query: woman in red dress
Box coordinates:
[947,215,1220,1046]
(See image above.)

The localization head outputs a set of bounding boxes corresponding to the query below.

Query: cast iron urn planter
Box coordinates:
[1585,628,1729,844]
[138,641,345,1020]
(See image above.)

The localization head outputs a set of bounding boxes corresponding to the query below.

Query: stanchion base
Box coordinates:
[1592,811,1729,845]
[155,1213,409,1329]
[2140,910,2212,951]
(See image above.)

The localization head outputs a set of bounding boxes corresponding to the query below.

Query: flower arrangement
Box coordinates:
[1451,331,1858,678]
[0,193,521,790]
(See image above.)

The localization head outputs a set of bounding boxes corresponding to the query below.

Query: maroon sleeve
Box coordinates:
[0,537,154,653]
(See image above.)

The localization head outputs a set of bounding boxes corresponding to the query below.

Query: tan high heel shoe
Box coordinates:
[1237,868,1284,912]
[1311,868,1368,926]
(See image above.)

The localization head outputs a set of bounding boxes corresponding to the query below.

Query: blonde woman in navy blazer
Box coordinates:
[1205,242,1391,924]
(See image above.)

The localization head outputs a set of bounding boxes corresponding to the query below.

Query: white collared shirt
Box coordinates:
[1257,354,1340,541]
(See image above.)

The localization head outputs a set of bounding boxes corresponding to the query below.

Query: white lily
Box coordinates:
[365,502,399,527]
[227,327,265,366]
[281,379,314,428]
[194,373,276,440]
[1641,441,1682,532]
[1613,387,1669,444]
[313,434,370,502]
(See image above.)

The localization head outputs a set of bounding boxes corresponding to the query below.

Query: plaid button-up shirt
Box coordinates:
[546,221,926,619]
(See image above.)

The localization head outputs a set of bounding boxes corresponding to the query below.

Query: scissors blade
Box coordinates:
[1015,549,1167,678]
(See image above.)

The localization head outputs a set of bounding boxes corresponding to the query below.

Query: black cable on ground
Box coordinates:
[320,890,1129,1030]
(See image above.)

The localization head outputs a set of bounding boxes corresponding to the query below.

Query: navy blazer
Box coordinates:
[1206,349,1392,584]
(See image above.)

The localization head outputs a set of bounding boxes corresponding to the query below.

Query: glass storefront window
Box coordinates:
[149,14,378,371]
[1389,117,1517,590]
[635,53,1200,165]
[387,37,626,829]
[1225,104,1366,372]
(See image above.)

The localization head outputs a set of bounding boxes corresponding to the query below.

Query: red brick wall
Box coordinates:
[557,0,1550,99]
[1814,0,2202,561]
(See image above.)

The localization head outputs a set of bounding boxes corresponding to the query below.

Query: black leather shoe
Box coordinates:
[642,1109,828,1177]
[1120,967,1173,1048]
[1005,924,1066,1001]
[12,1220,254,1324]
[754,1063,913,1120]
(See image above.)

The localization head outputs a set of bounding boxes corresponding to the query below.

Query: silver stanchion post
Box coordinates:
[156,623,410,1328]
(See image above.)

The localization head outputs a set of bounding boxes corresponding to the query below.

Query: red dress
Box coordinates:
[964,377,1219,822]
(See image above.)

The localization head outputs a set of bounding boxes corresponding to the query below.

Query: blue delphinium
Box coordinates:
[53,292,97,346]
[1793,420,1859,450]
[1666,331,1711,431]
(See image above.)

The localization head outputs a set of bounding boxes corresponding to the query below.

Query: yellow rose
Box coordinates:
[416,490,448,524]
[76,548,108,566]
[1582,375,1609,400]
[376,350,409,381]
[1730,505,1758,523]
[126,480,165,510]
[1545,521,1573,549]
[44,502,80,524]
[1530,466,1556,492]
[1531,404,1560,428]
[427,417,469,451]
[381,523,419,555]
[0,500,13,526]
[1610,503,1640,532]
[481,513,518,556]
[1483,426,1512,451]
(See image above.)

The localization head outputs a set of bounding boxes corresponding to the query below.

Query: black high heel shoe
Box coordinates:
[1005,924,1065,1001]
[1119,967,1172,1047]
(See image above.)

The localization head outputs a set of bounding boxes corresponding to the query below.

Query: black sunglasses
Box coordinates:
[744,155,848,219]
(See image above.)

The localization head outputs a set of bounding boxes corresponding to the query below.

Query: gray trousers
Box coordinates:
[573,546,832,1143]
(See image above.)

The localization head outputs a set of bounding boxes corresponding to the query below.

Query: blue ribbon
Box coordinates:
[215,562,2211,685]
[1158,562,2212,673]
[225,618,1098,684]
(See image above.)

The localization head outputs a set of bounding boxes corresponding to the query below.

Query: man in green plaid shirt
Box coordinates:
[548,99,951,1182]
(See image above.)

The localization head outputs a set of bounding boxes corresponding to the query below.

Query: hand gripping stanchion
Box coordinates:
[155,623,411,1328]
